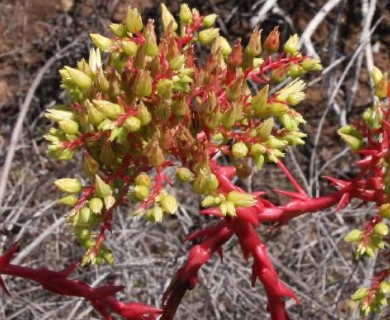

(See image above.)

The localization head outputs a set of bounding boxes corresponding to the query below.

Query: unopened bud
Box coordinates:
[93,100,123,119]
[245,27,262,57]
[379,280,390,294]
[124,116,141,132]
[132,70,153,97]
[374,222,389,237]
[126,7,143,34]
[103,249,114,265]
[226,76,243,102]
[205,173,219,191]
[75,227,91,240]
[90,33,112,52]
[84,153,99,176]
[254,154,265,170]
[372,66,383,86]
[232,142,248,158]
[172,98,189,117]
[179,3,193,24]
[122,40,138,56]
[89,197,103,214]
[199,28,219,45]
[338,125,362,150]
[302,58,322,72]
[375,73,388,99]
[160,194,178,214]
[284,34,299,55]
[64,67,92,90]
[228,40,243,66]
[264,26,280,52]
[344,229,363,242]
[137,102,152,125]
[104,195,116,210]
[148,206,164,223]
[211,36,232,57]
[80,207,91,223]
[55,178,82,193]
[379,203,390,218]
[135,172,152,187]
[257,118,274,140]
[289,64,305,78]
[58,194,78,207]
[251,143,266,156]
[134,185,150,200]
[157,79,173,99]
[202,195,216,207]
[59,119,79,135]
[287,92,306,106]
[351,287,369,301]
[203,14,217,27]
[176,167,194,182]
[95,175,112,198]
[109,23,127,37]
[143,21,159,57]
[161,3,178,31]
[251,85,269,116]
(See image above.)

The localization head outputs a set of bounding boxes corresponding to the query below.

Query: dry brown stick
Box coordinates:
[0,36,84,210]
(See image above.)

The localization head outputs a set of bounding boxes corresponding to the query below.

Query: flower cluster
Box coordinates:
[44,3,320,269]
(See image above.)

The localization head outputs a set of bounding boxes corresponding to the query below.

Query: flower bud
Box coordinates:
[143,21,159,57]
[263,26,280,53]
[45,107,74,122]
[232,142,248,158]
[148,206,164,223]
[251,85,269,116]
[157,79,173,99]
[109,23,127,37]
[90,33,112,52]
[134,185,150,201]
[95,175,112,198]
[227,190,256,207]
[89,197,104,214]
[245,27,262,57]
[92,100,123,120]
[220,201,236,217]
[203,14,218,27]
[257,118,274,140]
[379,280,390,294]
[228,40,243,66]
[59,119,79,135]
[172,98,190,117]
[372,66,383,85]
[103,249,114,265]
[351,287,369,301]
[287,92,306,106]
[254,154,265,170]
[211,36,232,57]
[126,7,143,34]
[284,34,299,55]
[344,229,363,242]
[161,3,178,31]
[266,136,287,149]
[226,76,243,102]
[251,143,266,156]
[80,207,91,223]
[104,195,116,210]
[176,167,194,182]
[338,125,362,150]
[160,194,178,214]
[374,222,389,237]
[199,28,219,45]
[84,153,99,176]
[75,227,91,241]
[289,64,305,78]
[63,67,92,90]
[132,69,153,97]
[375,73,388,99]
[179,3,193,24]
[205,173,219,191]
[379,203,390,218]
[145,140,164,167]
[55,178,82,193]
[124,116,141,132]
[58,194,78,207]
[202,195,216,207]
[137,102,152,125]
[135,172,152,187]
[122,40,138,56]
[302,58,322,72]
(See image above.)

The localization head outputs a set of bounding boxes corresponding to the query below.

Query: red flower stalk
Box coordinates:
[0,244,162,320]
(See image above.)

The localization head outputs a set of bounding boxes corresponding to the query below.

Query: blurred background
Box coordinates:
[1,0,390,319]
